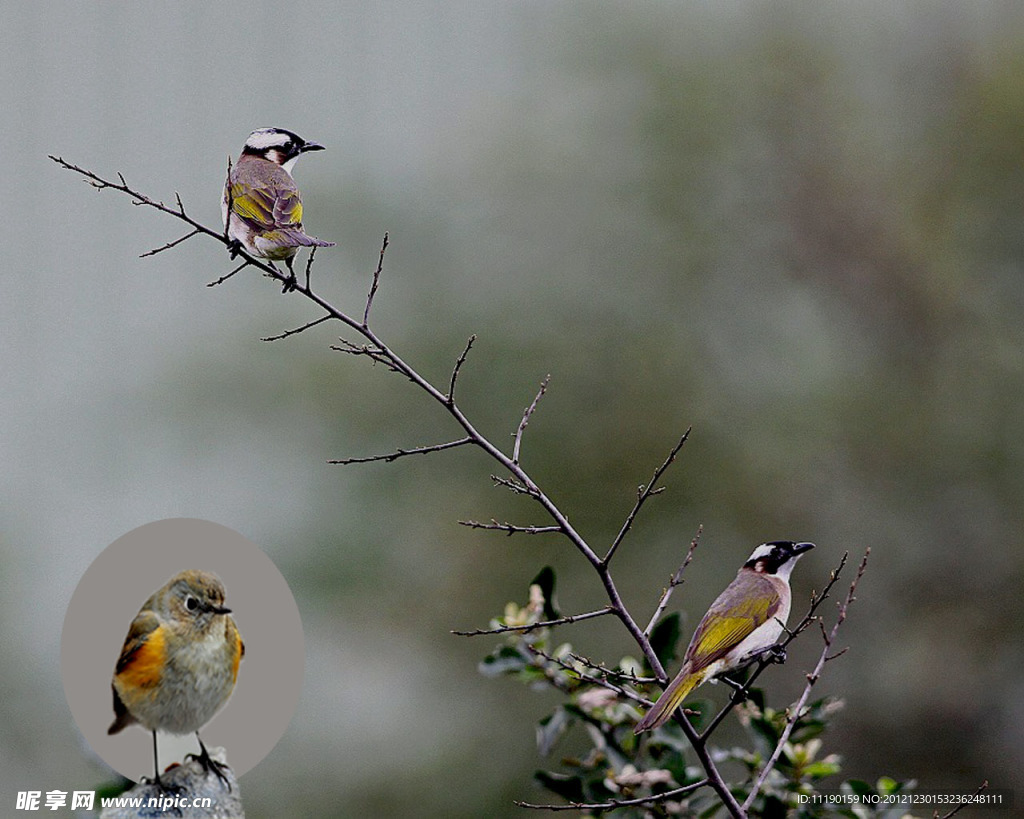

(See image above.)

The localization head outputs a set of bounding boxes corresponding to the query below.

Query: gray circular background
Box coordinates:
[61,518,304,782]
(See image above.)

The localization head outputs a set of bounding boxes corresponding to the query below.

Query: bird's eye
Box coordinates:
[185,596,199,611]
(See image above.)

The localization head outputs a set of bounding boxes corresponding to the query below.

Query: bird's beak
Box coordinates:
[300,141,325,152]
[792,542,815,555]
[209,604,232,615]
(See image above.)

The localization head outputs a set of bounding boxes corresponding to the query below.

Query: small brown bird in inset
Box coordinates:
[108,570,244,790]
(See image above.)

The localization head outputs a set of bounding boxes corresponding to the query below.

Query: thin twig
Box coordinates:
[643,526,702,637]
[515,780,708,812]
[331,339,399,371]
[140,229,201,258]
[261,314,333,342]
[452,607,613,636]
[52,156,228,247]
[566,652,657,684]
[304,245,318,291]
[362,232,388,327]
[490,474,537,496]
[525,645,650,705]
[742,549,870,811]
[223,155,233,241]
[457,519,562,536]
[330,437,473,465]
[934,781,989,819]
[512,375,550,465]
[604,429,690,565]
[207,261,249,288]
[447,335,476,405]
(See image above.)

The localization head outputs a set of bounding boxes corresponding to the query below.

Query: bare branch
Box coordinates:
[261,314,334,342]
[330,437,473,465]
[604,429,691,565]
[51,156,228,247]
[452,606,612,636]
[742,549,870,811]
[512,375,550,465]
[515,780,708,812]
[447,335,476,405]
[58,157,669,685]
[644,526,702,637]
[140,229,201,258]
[207,261,249,288]
[52,155,299,293]
[457,519,561,536]
[362,232,388,327]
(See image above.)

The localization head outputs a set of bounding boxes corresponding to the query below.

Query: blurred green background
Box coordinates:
[3,2,1023,816]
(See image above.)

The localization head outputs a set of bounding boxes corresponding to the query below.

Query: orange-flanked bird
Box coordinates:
[108,570,244,789]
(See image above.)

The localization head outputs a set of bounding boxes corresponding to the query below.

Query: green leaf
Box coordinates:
[649,612,682,668]
[536,706,573,756]
[876,776,905,794]
[479,645,527,677]
[646,721,693,756]
[842,779,873,798]
[531,566,560,619]
[804,760,842,779]
[747,712,782,758]
[760,794,788,819]
[697,798,723,819]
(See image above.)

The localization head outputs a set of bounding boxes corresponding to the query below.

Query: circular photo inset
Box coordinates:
[61,518,304,782]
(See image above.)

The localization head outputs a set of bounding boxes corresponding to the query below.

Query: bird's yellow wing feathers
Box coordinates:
[273,190,303,227]
[685,574,781,672]
[228,182,304,232]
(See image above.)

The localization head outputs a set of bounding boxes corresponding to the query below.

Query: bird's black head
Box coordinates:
[240,127,325,167]
[743,540,815,577]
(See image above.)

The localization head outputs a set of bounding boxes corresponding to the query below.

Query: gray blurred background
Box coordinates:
[3,2,1023,816]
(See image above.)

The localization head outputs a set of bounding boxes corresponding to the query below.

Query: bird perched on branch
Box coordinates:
[634,540,814,733]
[223,127,334,291]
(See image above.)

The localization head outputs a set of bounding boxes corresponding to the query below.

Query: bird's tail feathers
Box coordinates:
[107,685,137,735]
[258,228,336,251]
[281,228,335,248]
[634,664,705,733]
[302,235,336,248]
